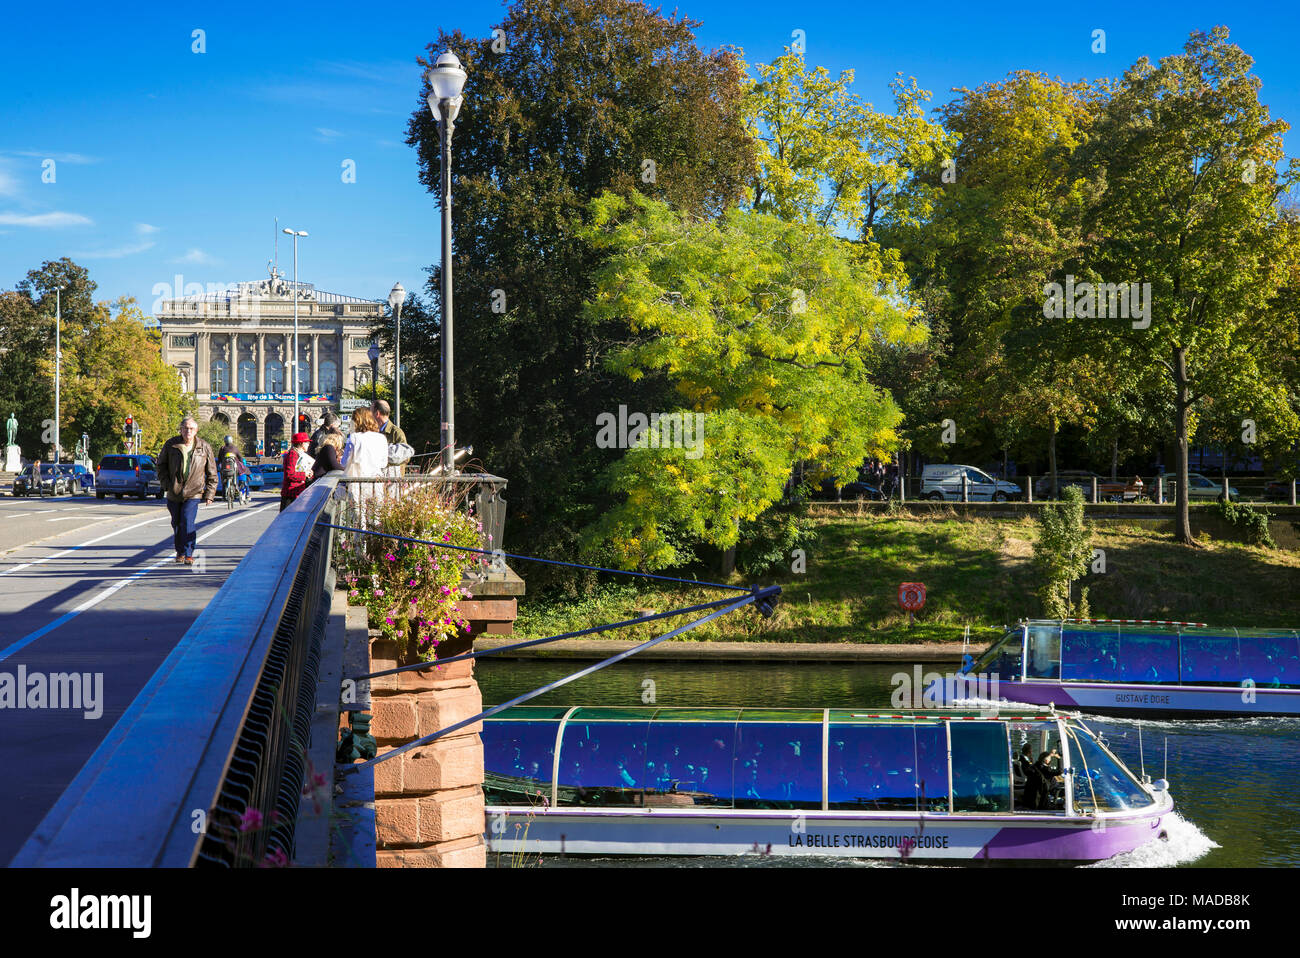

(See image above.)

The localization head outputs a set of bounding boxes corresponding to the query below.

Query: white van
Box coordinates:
[920,464,1022,502]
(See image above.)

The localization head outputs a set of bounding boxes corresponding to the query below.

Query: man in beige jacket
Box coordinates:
[157,415,217,564]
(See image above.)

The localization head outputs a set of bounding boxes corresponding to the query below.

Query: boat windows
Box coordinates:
[950,722,1012,812]
[827,724,947,812]
[1008,722,1066,812]
[1065,726,1154,813]
[1025,624,1061,680]
[734,722,822,810]
[1236,632,1300,688]
[1179,631,1240,686]
[641,721,736,807]
[1061,630,1121,682]
[1115,633,1179,684]
[556,720,651,806]
[483,720,558,806]
[969,628,1025,682]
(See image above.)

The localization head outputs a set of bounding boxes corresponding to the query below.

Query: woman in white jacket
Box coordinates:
[340,407,390,527]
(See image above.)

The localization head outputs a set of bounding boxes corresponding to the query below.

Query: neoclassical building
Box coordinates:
[156,270,388,455]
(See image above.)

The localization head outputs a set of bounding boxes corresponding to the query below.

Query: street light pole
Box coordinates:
[388,282,406,431]
[368,344,379,406]
[283,228,308,438]
[54,287,63,462]
[427,52,467,475]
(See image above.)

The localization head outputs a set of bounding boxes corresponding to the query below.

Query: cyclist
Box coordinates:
[218,436,249,505]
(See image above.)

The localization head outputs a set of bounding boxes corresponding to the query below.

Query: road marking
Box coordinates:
[48,516,102,522]
[0,504,274,663]
[0,515,167,577]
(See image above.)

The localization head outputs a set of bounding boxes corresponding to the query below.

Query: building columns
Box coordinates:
[196,333,210,394]
[311,334,320,393]
[257,332,265,393]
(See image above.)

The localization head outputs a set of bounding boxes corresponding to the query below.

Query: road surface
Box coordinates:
[0,492,280,863]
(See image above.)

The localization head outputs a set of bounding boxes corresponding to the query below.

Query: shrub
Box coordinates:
[1213,499,1275,548]
[335,482,487,661]
[1032,486,1093,619]
[736,502,818,576]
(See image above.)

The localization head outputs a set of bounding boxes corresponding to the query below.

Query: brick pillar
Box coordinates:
[371,580,521,868]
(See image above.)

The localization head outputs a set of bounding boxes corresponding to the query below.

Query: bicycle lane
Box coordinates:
[0,501,280,863]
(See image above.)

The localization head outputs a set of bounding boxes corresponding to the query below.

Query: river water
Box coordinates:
[477,658,1297,868]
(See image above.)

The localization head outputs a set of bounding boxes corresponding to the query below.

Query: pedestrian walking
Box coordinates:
[281,432,314,511]
[158,415,217,563]
[32,456,43,498]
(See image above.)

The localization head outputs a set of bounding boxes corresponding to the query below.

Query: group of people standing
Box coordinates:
[157,400,410,562]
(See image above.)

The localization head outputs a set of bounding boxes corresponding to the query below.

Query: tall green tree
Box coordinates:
[578,191,917,570]
[1082,27,1300,543]
[404,0,757,581]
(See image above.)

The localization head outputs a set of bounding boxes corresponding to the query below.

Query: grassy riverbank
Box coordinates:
[513,510,1300,645]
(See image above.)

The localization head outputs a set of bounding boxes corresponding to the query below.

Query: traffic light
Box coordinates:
[124,415,134,438]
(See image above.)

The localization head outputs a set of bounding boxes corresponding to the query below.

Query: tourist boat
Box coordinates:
[957,619,1300,717]
[482,705,1173,861]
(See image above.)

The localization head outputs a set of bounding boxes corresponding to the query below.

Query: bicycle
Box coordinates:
[223,471,240,510]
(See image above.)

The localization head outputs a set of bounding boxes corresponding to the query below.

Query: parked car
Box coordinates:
[815,477,884,501]
[13,463,72,496]
[920,464,1022,502]
[1264,479,1298,502]
[57,463,96,495]
[258,461,285,487]
[1033,470,1145,502]
[96,454,162,499]
[1166,472,1238,501]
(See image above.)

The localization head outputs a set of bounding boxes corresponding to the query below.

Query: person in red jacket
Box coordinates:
[281,431,313,511]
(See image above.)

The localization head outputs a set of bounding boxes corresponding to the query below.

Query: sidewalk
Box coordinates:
[472,637,967,662]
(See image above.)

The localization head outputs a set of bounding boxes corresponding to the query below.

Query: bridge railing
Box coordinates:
[14,476,344,868]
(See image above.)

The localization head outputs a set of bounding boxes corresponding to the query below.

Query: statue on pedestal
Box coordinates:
[4,413,19,473]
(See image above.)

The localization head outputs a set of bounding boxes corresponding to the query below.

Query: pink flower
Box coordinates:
[385,617,394,625]
[385,553,396,561]
[239,808,264,832]
[260,847,289,868]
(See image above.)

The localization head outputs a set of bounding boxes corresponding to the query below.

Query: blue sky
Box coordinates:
[2,0,1297,308]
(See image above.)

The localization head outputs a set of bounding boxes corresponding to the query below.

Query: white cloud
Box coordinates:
[0,169,20,197]
[6,151,100,164]
[172,248,218,265]
[71,240,156,259]
[136,223,161,234]
[316,127,343,139]
[0,210,93,227]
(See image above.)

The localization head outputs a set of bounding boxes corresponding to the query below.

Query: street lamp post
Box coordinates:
[426,51,467,475]
[54,286,63,462]
[368,344,379,405]
[388,282,406,431]
[282,228,308,437]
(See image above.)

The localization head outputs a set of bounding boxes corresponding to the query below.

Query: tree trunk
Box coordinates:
[1048,417,1059,500]
[1111,437,1119,480]
[1173,346,1195,545]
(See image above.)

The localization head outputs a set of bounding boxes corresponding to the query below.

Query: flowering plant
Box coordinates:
[338,481,488,662]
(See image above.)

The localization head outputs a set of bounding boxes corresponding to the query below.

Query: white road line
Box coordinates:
[0,504,275,662]
[48,516,102,522]
[0,514,167,577]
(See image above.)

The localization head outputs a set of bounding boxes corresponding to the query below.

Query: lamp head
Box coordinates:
[388,281,406,312]
[426,51,467,123]
[368,344,380,363]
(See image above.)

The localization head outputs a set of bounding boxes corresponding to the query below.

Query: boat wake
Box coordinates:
[1085,811,1217,868]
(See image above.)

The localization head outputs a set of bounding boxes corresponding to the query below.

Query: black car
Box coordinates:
[58,463,95,495]
[12,463,72,497]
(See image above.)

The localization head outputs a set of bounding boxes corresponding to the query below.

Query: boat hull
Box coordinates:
[485,800,1174,862]
[1003,680,1300,717]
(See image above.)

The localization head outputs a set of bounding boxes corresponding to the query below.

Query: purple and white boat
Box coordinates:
[960,618,1300,717]
[482,705,1174,862]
